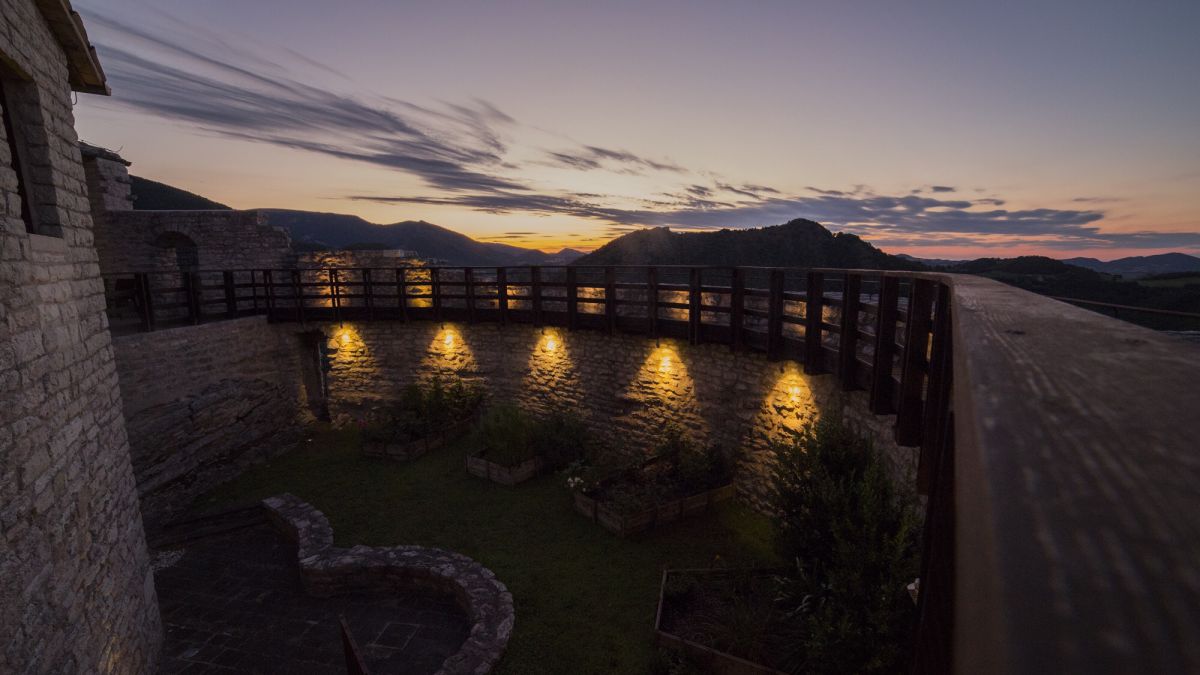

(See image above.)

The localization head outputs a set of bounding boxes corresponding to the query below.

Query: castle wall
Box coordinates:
[0,0,162,671]
[111,317,313,529]
[93,209,295,275]
[321,321,914,511]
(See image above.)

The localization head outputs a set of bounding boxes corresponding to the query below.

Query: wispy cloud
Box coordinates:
[81,8,524,194]
[80,4,1197,253]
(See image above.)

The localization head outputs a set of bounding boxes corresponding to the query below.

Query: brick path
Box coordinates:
[154,522,470,674]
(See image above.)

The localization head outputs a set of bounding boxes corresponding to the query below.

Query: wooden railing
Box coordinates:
[100,266,1200,674]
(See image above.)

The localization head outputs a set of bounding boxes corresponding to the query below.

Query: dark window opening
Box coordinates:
[0,61,59,238]
[0,75,37,234]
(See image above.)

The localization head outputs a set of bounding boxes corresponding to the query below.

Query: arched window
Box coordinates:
[154,231,200,272]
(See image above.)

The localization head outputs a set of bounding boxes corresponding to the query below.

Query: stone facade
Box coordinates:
[320,321,915,511]
[0,1,162,672]
[112,316,314,530]
[92,209,295,275]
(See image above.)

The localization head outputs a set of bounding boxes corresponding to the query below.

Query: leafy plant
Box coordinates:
[371,375,482,443]
[768,412,921,674]
[532,408,591,469]
[474,404,536,466]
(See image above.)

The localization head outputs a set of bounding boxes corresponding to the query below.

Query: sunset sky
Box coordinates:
[73,0,1200,259]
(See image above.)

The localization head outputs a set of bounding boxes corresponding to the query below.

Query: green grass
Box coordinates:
[199,426,780,674]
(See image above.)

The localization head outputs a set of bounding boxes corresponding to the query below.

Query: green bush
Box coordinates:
[769,412,920,674]
[532,408,592,469]
[475,404,536,467]
[655,426,732,494]
[384,375,482,441]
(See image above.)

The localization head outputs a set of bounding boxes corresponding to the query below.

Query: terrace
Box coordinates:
[100,264,1200,673]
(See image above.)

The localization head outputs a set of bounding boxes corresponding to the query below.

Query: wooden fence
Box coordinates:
[100,265,1200,674]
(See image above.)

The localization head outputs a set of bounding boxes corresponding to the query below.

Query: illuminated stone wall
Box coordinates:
[111,317,314,530]
[322,322,913,510]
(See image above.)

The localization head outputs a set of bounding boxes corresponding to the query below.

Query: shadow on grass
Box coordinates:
[198,425,780,674]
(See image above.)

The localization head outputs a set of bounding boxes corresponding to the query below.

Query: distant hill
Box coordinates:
[574,219,917,269]
[944,255,1102,278]
[130,175,231,210]
[260,209,569,266]
[895,254,965,268]
[1063,253,1200,279]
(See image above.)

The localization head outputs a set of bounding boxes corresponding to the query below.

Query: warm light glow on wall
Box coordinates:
[621,341,707,441]
[525,328,576,396]
[658,353,673,374]
[423,323,475,375]
[761,362,816,440]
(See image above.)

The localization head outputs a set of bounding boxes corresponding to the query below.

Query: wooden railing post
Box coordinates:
[497,267,508,325]
[838,272,862,389]
[249,270,259,313]
[730,267,744,352]
[647,267,659,338]
[135,272,154,331]
[223,270,237,318]
[566,267,578,330]
[396,268,408,321]
[688,267,702,344]
[363,268,374,320]
[767,269,785,361]
[604,266,616,334]
[869,275,900,414]
[263,270,275,322]
[803,271,824,371]
[432,268,442,320]
[895,278,936,446]
[330,268,342,323]
[531,266,543,325]
[465,267,476,323]
[185,272,202,325]
[292,269,304,324]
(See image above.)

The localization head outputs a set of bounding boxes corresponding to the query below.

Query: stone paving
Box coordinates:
[154,521,470,674]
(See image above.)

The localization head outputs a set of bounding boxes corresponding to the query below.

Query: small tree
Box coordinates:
[769,412,920,674]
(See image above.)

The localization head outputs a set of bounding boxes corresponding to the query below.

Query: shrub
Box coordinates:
[388,375,482,440]
[654,426,732,494]
[532,408,591,469]
[475,404,535,466]
[768,412,921,674]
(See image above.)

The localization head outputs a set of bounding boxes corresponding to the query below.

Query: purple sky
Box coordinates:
[73,0,1200,258]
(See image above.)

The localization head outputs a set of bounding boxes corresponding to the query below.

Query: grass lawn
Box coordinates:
[199,425,781,674]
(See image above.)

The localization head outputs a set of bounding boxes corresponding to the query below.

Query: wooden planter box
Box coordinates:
[362,413,476,461]
[654,569,789,675]
[466,450,545,486]
[573,483,735,537]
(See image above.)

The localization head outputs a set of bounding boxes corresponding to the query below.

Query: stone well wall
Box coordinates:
[0,0,162,670]
[321,321,913,511]
[111,316,314,529]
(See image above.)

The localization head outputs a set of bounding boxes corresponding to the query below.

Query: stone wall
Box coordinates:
[112,317,314,529]
[0,0,162,671]
[93,209,295,275]
[320,321,914,511]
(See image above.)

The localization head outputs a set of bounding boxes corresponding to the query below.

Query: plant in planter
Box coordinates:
[467,406,592,485]
[361,375,483,460]
[768,412,921,674]
[652,413,920,674]
[570,426,736,536]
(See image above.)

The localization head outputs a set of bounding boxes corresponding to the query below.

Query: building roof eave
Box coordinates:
[34,0,109,95]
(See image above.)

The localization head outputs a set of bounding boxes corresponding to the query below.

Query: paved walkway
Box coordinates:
[154,522,470,674]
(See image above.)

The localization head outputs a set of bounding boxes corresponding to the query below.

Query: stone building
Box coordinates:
[0,1,162,672]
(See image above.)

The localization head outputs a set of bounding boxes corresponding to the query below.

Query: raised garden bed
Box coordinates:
[362,412,477,461]
[655,568,790,675]
[573,478,735,537]
[466,450,545,486]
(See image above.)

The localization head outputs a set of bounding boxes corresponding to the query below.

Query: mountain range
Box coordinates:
[574,220,917,269]
[1062,253,1200,279]
[128,175,1200,275]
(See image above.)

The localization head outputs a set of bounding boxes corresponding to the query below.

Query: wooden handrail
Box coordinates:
[97,265,1200,674]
